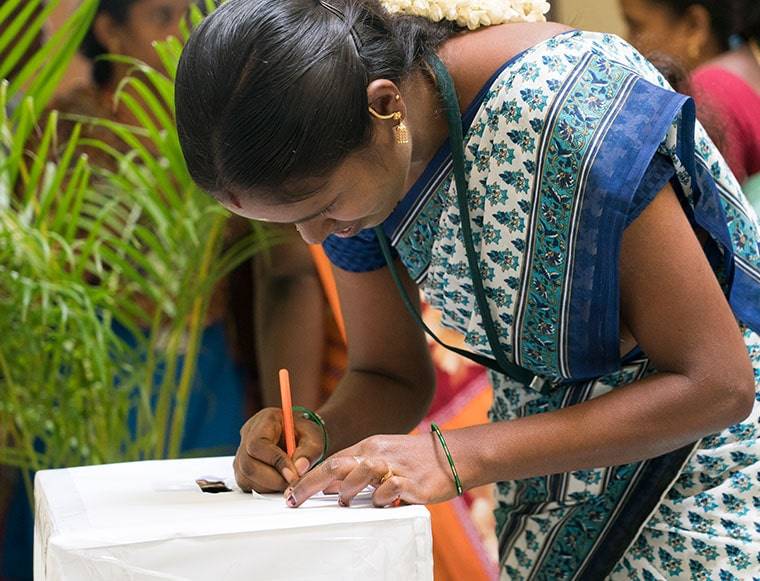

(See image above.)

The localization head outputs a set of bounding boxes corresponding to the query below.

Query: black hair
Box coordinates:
[649,0,735,51]
[80,0,139,87]
[174,0,458,200]
[734,0,760,43]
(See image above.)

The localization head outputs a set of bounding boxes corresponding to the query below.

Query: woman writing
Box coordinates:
[175,1,760,578]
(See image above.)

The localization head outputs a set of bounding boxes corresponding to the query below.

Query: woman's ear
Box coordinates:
[367,79,404,117]
[92,12,124,54]
[682,4,713,58]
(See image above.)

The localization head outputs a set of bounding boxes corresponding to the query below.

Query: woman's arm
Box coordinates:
[236,254,436,492]
[450,182,755,490]
[317,259,437,452]
[288,183,755,507]
[254,228,326,410]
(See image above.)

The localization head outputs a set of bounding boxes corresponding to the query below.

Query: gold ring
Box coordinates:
[379,466,394,485]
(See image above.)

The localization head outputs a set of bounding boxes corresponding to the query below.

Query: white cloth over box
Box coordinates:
[34,456,432,580]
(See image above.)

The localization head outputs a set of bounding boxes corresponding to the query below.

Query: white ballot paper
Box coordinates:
[34,456,433,580]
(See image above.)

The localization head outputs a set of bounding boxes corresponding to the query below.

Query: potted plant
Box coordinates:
[0,0,271,509]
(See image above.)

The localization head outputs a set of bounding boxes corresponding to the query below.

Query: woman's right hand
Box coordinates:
[233,407,324,493]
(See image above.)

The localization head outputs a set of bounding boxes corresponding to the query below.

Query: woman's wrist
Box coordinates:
[430,423,464,495]
[293,406,329,464]
[316,370,433,454]
[441,424,510,492]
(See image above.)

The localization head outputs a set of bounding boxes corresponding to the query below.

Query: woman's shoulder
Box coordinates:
[439,22,574,109]
[442,26,664,111]
[696,47,760,94]
[692,64,760,101]
[691,63,760,130]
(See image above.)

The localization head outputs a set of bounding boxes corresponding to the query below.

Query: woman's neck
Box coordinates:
[402,69,449,170]
[402,22,573,182]
[702,43,760,94]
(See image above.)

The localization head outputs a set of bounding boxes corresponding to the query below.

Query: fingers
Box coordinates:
[288,455,407,509]
[323,481,342,494]
[234,408,324,492]
[286,455,360,507]
[233,455,253,492]
[372,475,423,508]
[243,409,300,484]
[338,457,387,507]
[234,445,288,492]
[293,419,324,476]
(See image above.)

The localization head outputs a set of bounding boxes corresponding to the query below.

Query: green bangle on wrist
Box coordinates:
[292,405,329,466]
[431,422,464,496]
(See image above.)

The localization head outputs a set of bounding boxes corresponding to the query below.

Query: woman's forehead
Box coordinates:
[222,185,333,223]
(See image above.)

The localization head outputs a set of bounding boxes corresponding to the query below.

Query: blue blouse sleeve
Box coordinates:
[322,228,397,273]
[626,153,676,227]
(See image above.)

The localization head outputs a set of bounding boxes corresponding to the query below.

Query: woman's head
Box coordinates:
[175,0,456,243]
[620,0,734,70]
[81,0,190,88]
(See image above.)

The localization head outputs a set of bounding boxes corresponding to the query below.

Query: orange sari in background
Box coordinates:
[309,246,498,581]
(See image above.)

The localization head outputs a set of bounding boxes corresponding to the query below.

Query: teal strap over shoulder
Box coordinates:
[373,54,539,389]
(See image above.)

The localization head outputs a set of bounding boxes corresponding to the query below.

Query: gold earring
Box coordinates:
[368,105,409,145]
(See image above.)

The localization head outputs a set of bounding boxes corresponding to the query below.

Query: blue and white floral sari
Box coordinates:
[324,30,760,579]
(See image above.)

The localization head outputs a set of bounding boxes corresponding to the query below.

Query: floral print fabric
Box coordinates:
[325,30,760,578]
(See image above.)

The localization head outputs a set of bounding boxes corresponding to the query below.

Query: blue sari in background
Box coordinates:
[325,30,760,579]
[0,322,246,579]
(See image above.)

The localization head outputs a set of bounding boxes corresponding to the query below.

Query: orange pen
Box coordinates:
[279,369,296,457]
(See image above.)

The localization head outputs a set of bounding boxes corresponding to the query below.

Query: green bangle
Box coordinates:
[293,405,329,466]
[431,423,464,496]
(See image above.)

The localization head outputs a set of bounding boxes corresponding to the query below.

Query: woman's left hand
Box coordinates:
[284,432,460,508]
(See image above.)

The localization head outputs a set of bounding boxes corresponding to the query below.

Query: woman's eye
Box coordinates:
[319,202,337,217]
[152,6,174,26]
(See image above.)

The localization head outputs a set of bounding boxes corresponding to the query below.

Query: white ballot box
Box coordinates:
[34,456,433,581]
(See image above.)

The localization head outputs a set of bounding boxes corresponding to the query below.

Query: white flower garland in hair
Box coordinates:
[381,0,551,30]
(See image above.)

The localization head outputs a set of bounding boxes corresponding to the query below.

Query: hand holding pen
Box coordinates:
[233,369,324,492]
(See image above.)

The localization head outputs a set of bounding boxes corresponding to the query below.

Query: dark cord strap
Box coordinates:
[375,228,529,377]
[375,55,540,388]
[373,54,540,388]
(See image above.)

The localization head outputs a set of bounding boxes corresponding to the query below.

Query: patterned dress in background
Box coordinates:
[324,30,760,579]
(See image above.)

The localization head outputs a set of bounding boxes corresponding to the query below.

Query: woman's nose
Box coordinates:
[295,218,334,245]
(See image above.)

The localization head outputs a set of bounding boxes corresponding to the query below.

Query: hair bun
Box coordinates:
[380,0,551,30]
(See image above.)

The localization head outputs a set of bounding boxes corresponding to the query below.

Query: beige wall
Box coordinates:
[554,0,626,37]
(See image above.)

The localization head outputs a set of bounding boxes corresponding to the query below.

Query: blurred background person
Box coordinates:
[620,0,760,188]
[733,2,760,210]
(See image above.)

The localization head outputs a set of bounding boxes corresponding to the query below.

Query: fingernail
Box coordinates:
[286,493,297,508]
[338,497,350,508]
[282,467,296,483]
[294,457,310,476]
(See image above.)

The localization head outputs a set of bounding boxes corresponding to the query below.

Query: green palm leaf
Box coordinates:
[1,0,270,501]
